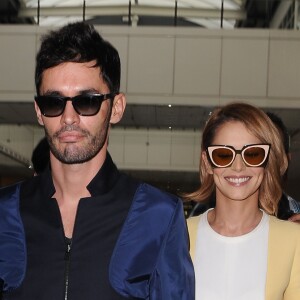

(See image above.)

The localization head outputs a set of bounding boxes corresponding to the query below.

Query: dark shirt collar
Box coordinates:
[40,152,120,198]
[87,152,120,196]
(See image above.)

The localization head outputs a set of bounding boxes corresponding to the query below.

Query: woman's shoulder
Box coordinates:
[269,215,300,243]
[187,214,205,262]
[269,215,300,231]
[187,214,201,226]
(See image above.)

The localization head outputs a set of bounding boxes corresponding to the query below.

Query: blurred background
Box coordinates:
[0,0,299,214]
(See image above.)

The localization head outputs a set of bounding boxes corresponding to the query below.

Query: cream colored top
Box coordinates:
[188,214,300,300]
[194,209,269,300]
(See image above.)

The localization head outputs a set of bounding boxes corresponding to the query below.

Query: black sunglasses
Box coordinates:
[35,93,115,117]
[206,144,271,168]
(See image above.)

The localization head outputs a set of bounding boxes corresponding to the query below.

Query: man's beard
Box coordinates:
[45,112,111,164]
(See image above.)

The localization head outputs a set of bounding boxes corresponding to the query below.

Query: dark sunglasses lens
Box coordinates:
[38,96,65,117]
[243,147,266,166]
[212,148,234,167]
[73,96,101,116]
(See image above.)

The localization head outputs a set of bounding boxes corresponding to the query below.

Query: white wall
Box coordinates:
[0,25,300,174]
[0,125,201,172]
[0,26,300,108]
[108,128,201,171]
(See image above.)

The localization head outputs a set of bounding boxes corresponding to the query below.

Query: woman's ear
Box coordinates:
[110,93,126,124]
[34,101,44,126]
[202,151,214,175]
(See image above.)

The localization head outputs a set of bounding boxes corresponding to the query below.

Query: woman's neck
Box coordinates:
[207,205,263,237]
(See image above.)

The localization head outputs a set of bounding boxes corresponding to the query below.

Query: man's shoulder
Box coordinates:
[126,181,183,223]
[135,182,180,207]
[0,180,27,293]
[0,181,22,200]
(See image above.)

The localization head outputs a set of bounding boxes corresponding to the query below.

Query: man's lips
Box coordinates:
[58,132,84,142]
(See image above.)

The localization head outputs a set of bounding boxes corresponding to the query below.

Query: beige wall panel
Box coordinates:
[108,130,125,165]
[109,128,199,171]
[147,130,171,166]
[221,38,268,97]
[174,37,221,96]
[127,36,174,94]
[171,133,196,168]
[0,34,36,94]
[124,130,148,166]
[268,39,300,98]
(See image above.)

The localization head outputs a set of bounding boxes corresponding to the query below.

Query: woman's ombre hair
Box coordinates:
[186,102,288,215]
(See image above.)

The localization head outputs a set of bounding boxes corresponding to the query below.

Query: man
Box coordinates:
[266,112,300,223]
[0,22,194,299]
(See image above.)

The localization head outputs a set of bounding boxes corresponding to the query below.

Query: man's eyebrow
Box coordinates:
[42,89,100,96]
[42,90,62,96]
[78,89,100,95]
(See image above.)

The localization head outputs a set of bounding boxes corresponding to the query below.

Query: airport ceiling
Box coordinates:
[0,0,281,28]
[0,0,293,134]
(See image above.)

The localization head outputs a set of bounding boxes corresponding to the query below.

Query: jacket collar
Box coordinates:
[87,152,120,196]
[40,152,120,198]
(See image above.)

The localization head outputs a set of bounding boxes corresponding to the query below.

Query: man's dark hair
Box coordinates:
[31,137,50,175]
[35,22,121,95]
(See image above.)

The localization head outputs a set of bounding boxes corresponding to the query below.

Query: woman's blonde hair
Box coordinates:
[185,102,288,215]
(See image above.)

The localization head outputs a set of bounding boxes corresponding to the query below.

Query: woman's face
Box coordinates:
[204,120,265,204]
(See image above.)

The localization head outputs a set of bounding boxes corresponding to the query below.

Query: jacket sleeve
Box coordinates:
[149,199,195,300]
[0,183,26,293]
[109,184,195,299]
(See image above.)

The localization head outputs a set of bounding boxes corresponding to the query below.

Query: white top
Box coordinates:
[194,209,270,300]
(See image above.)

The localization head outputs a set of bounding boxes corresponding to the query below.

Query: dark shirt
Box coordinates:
[4,153,139,300]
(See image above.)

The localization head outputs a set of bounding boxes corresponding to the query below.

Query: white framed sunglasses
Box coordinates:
[206,144,271,168]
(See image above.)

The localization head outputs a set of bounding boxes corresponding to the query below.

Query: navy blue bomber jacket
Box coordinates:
[0,153,195,300]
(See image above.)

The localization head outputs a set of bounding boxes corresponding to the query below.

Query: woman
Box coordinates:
[187,102,300,300]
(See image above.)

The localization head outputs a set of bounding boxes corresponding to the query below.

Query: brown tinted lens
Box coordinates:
[212,148,234,166]
[243,147,265,166]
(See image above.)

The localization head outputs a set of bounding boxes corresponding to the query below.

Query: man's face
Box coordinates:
[35,61,114,164]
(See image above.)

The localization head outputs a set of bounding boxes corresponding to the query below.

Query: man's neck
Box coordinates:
[50,150,107,204]
[49,150,107,238]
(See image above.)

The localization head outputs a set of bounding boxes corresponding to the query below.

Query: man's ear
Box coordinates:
[202,151,213,175]
[110,93,126,124]
[34,101,44,126]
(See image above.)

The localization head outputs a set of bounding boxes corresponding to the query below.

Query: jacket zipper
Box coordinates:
[0,278,3,300]
[64,238,72,300]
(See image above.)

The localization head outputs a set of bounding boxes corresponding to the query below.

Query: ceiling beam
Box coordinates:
[18,5,246,21]
[270,0,293,28]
